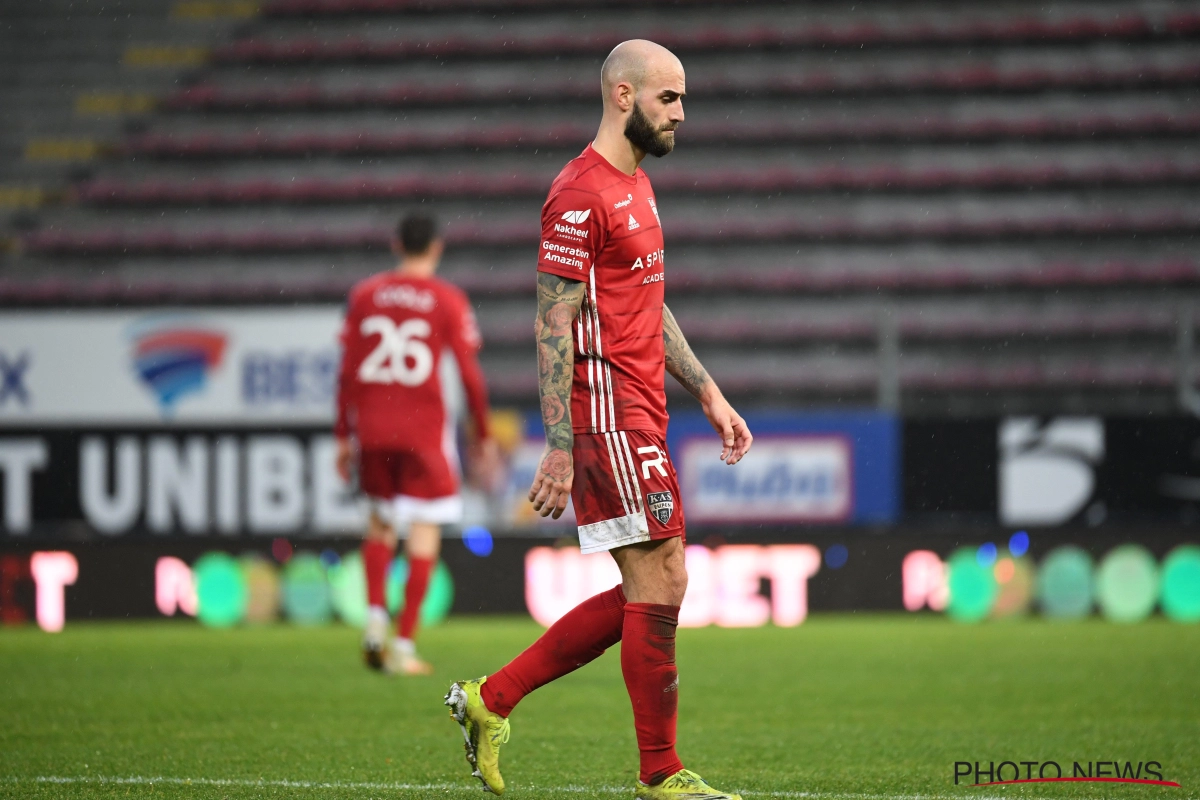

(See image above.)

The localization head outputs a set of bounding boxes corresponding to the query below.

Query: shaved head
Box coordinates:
[597,39,686,160]
[601,39,683,98]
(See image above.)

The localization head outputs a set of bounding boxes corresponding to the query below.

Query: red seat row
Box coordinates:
[77,159,1200,205]
[2,259,1196,304]
[482,307,1174,346]
[21,209,1200,255]
[164,61,1200,111]
[214,12,1200,63]
[124,112,1200,158]
[484,358,1178,398]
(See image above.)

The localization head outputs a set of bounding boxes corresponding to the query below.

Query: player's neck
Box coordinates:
[591,127,643,176]
[396,257,437,279]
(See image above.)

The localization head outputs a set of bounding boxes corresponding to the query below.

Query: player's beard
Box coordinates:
[624,101,675,157]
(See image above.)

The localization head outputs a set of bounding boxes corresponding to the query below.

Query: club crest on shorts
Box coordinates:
[646,491,674,525]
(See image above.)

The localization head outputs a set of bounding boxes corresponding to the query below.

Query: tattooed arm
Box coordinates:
[528,272,587,518]
[663,304,714,401]
[663,303,754,465]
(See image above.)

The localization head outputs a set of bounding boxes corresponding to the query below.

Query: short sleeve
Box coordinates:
[451,288,482,352]
[537,187,606,281]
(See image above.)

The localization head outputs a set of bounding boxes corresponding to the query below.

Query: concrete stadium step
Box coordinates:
[73,145,1200,205]
[478,348,1192,400]
[5,245,1197,305]
[216,4,1200,64]
[477,296,1182,346]
[22,188,1200,254]
[122,95,1200,163]
[168,44,1200,111]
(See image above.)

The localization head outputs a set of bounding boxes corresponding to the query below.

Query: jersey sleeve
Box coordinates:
[444,287,491,440]
[333,292,361,439]
[537,186,606,281]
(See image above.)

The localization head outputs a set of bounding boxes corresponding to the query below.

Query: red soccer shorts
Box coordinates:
[571,430,685,554]
[358,447,461,525]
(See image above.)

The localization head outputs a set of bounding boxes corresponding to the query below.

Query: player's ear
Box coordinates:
[613,80,635,113]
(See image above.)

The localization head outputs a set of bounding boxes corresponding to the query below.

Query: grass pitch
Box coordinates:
[1,615,1197,799]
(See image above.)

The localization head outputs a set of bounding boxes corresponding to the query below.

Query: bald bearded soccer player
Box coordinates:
[445,40,753,800]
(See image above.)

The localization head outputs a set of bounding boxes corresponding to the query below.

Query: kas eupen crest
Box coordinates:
[647,491,674,525]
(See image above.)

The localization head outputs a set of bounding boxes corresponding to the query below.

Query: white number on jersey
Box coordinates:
[358,315,434,386]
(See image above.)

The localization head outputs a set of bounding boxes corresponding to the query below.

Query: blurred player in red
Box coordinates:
[445,41,752,799]
[336,213,496,676]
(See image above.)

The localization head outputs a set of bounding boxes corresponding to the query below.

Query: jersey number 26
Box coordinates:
[358,315,434,386]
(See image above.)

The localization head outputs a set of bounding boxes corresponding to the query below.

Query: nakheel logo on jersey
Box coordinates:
[561,210,591,224]
[554,223,589,239]
[953,760,1179,788]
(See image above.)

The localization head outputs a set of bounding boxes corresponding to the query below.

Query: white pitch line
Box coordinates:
[5,776,1190,800]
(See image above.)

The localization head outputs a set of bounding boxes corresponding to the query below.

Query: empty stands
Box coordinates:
[3,0,1198,414]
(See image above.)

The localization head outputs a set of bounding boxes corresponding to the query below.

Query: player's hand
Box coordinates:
[701,391,753,465]
[528,446,573,519]
[335,437,354,482]
[469,436,505,493]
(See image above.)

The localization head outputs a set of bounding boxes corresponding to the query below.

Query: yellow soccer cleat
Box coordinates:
[444,677,510,794]
[635,769,743,800]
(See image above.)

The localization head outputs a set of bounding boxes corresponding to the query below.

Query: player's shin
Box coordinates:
[622,602,685,786]
[363,538,395,613]
[399,554,434,642]
[362,536,396,670]
[481,584,626,716]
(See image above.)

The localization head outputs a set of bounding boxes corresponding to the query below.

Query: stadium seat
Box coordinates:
[6,0,1197,408]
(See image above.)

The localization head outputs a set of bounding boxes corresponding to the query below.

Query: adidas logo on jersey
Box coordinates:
[561,209,591,224]
[627,214,640,230]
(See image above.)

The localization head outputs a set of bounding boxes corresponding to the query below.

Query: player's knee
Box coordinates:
[663,549,688,606]
[366,511,395,544]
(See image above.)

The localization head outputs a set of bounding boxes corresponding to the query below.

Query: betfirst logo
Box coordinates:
[128,318,227,414]
[560,209,591,224]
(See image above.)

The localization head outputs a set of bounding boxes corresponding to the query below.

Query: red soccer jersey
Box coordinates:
[335,272,489,451]
[537,144,669,437]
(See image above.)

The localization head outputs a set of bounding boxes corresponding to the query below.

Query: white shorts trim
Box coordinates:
[578,510,649,554]
[395,494,463,525]
[370,494,463,527]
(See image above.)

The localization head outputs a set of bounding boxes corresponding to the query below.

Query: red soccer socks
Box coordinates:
[362,539,394,610]
[622,602,685,786]
[481,584,627,717]
[398,556,434,641]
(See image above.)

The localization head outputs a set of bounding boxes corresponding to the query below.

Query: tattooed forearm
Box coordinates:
[536,272,586,459]
[663,304,715,401]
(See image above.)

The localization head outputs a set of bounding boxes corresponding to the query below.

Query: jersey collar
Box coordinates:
[584,142,641,186]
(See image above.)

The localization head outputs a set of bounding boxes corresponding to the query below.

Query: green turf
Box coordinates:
[1,615,1197,799]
